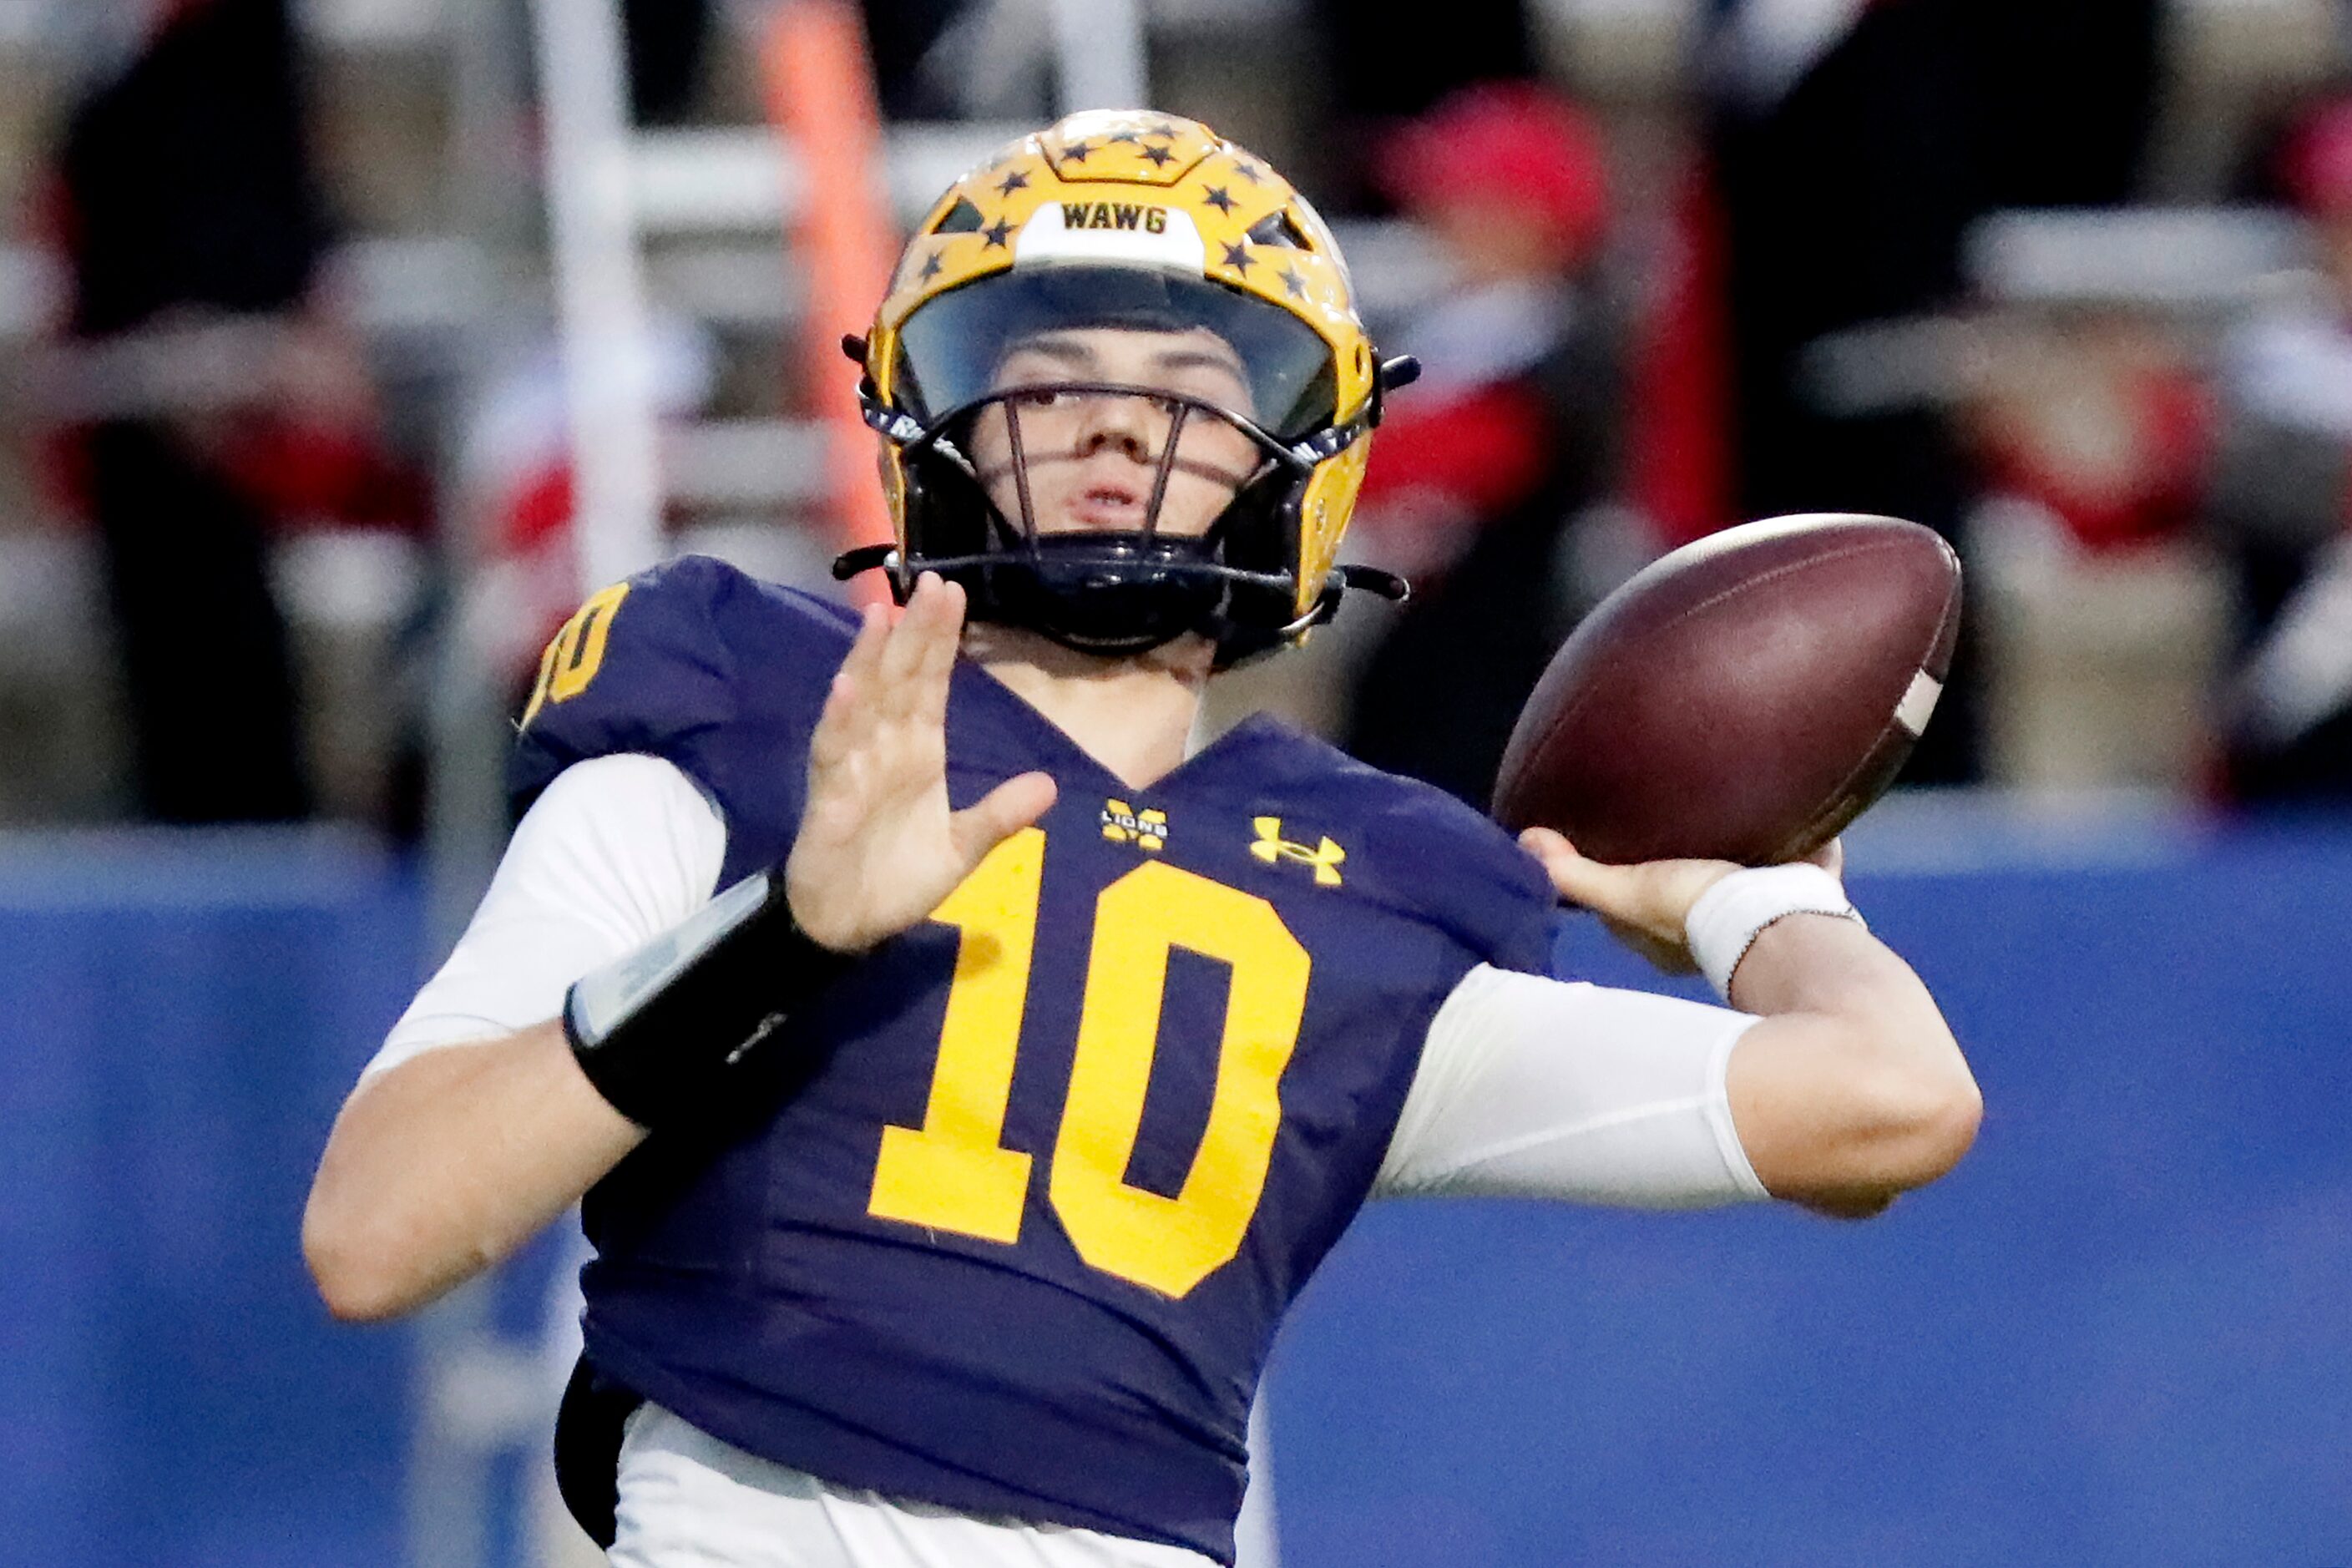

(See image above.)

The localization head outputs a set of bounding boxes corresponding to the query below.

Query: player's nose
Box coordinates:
[1072,391,1163,466]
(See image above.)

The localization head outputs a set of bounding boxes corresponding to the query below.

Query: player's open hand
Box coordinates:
[787,574,1057,953]
[1518,827,1844,974]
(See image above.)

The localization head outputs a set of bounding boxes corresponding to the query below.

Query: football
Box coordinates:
[1491,513,1963,866]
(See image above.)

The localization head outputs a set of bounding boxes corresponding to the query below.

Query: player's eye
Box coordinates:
[1014,387,1062,409]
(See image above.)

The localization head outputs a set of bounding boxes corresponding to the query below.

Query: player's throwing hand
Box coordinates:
[1520,827,1844,974]
[786,573,1058,953]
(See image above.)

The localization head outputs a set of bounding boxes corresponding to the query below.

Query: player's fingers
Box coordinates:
[1515,826,1580,889]
[949,771,1058,867]
[907,577,967,726]
[808,669,854,770]
[1805,837,1845,879]
[812,614,885,751]
[833,600,891,695]
[1517,826,1577,866]
[879,573,956,695]
[865,589,953,737]
[809,626,883,772]
[913,574,965,667]
[1518,827,1635,911]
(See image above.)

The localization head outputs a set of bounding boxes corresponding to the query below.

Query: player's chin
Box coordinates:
[1029,503,1221,542]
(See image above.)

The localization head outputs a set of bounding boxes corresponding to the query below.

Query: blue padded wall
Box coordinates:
[1264,822,2352,1567]
[0,832,421,1568]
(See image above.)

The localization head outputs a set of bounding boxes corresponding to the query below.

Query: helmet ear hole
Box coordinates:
[1213,468,1293,578]
[1197,476,1308,665]
[902,448,998,565]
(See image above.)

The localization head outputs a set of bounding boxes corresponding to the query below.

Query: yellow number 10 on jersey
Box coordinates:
[867,828,1310,1298]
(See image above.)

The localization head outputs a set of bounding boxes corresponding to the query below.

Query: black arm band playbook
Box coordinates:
[561,868,854,1131]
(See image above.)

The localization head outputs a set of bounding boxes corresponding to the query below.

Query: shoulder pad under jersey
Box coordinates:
[1243,725,1559,975]
[508,554,856,816]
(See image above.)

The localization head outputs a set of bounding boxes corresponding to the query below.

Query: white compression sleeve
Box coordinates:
[1374,964,1769,1207]
[364,754,728,1080]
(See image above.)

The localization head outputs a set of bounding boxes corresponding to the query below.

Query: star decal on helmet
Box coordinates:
[995,169,1029,196]
[1105,129,1140,144]
[1232,159,1264,184]
[1141,143,1175,167]
[1221,240,1255,274]
[1147,122,1181,139]
[1064,140,1095,163]
[981,216,1014,250]
[1201,185,1236,213]
[918,250,945,282]
[1278,266,1307,299]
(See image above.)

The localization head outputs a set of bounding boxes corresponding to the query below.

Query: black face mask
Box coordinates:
[835,336,1419,665]
[976,533,1235,655]
[842,380,1320,661]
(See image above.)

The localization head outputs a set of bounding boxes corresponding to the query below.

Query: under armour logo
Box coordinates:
[1251,817,1344,887]
[1102,799,1169,852]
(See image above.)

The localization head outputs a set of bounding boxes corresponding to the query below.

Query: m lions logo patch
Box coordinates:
[1101,799,1170,852]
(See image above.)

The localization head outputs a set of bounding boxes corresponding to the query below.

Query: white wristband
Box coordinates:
[1685,863,1864,1000]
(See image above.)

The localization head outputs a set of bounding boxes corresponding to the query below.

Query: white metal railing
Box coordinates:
[626,120,1038,233]
[0,237,498,346]
[530,0,665,594]
[1051,0,1146,110]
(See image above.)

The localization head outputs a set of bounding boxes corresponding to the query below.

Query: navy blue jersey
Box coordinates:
[513,556,1555,1563]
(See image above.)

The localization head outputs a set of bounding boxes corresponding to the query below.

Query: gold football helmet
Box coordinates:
[835,109,1416,663]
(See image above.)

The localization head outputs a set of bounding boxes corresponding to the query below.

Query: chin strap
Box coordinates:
[831,546,1414,649]
[832,543,899,583]
[1227,561,1412,665]
[1336,563,1409,603]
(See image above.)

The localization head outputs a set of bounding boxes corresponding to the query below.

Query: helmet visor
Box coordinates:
[893,267,1339,442]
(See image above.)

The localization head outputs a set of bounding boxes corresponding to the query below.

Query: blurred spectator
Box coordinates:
[458,319,717,711]
[1700,0,2165,784]
[623,0,965,124]
[54,0,419,826]
[861,0,971,120]
[2213,97,2352,800]
[1304,0,1535,212]
[1958,290,2226,794]
[1967,309,2210,556]
[1339,84,1625,806]
[621,0,716,125]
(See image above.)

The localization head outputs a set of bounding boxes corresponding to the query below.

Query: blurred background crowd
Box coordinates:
[3,0,2350,843]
